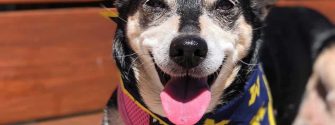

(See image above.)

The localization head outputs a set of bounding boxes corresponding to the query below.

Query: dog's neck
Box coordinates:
[219,38,263,107]
[116,64,275,124]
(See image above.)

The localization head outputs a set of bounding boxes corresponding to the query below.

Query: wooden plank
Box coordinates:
[276,1,335,22]
[0,8,118,124]
[33,112,103,125]
[0,0,102,4]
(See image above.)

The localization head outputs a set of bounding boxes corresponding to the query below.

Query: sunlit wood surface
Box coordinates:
[33,112,103,125]
[0,0,102,4]
[0,8,118,124]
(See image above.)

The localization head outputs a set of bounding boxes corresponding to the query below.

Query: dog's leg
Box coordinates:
[102,90,124,125]
[294,44,335,125]
[102,107,124,125]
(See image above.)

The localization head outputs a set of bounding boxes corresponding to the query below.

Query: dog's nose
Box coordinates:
[169,36,208,69]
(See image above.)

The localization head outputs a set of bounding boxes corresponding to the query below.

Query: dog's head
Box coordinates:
[113,0,275,124]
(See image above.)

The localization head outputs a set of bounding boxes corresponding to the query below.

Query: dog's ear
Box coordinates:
[112,0,140,19]
[106,0,137,25]
[251,0,277,20]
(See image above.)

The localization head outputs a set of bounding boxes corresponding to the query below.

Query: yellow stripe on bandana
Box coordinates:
[100,8,119,19]
[250,106,267,125]
[249,77,261,106]
[204,119,230,125]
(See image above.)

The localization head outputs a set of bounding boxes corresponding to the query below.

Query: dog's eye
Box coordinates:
[215,0,234,10]
[145,0,167,9]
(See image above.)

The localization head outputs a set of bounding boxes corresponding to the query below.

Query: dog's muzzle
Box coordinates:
[169,35,208,69]
[157,35,212,125]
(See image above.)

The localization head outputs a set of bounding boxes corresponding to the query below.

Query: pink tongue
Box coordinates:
[160,77,211,125]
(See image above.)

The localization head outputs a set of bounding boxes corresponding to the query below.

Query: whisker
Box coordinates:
[126,56,140,75]
[239,60,258,66]
[221,63,234,72]
[135,61,156,68]
[252,25,266,31]
[114,53,151,58]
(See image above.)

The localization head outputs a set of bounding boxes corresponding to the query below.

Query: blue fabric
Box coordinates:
[196,65,276,125]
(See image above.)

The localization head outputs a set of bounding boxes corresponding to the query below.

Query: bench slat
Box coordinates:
[0,8,118,124]
[0,0,102,4]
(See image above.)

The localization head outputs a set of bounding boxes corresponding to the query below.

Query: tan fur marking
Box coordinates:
[204,0,217,5]
[208,65,240,111]
[235,17,253,60]
[127,12,142,52]
[166,0,177,5]
[199,15,253,111]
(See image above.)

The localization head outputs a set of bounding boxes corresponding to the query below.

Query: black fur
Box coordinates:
[112,0,147,109]
[218,0,266,106]
[140,0,172,28]
[177,0,202,33]
[261,7,335,125]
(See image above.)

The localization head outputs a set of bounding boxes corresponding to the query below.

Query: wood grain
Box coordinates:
[0,0,102,4]
[34,112,103,125]
[0,8,118,124]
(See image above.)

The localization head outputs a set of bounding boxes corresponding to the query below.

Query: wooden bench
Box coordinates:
[0,0,101,4]
[0,1,119,124]
[277,0,335,22]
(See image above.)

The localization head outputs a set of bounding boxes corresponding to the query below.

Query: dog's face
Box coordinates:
[114,0,274,124]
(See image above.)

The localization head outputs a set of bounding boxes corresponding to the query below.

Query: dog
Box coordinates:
[293,45,335,125]
[102,0,335,124]
[261,7,335,125]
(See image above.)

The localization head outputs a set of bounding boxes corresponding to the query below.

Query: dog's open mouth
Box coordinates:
[155,65,221,125]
